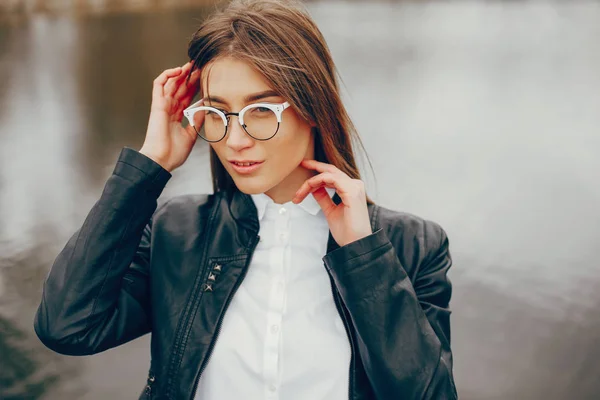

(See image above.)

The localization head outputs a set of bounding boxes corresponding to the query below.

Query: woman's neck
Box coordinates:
[264,165,316,205]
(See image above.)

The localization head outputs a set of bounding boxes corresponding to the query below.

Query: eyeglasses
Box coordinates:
[183,99,291,143]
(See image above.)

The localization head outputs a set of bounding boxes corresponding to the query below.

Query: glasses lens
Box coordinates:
[243,105,279,140]
[192,108,226,142]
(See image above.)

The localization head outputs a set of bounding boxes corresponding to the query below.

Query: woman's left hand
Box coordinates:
[292,159,372,247]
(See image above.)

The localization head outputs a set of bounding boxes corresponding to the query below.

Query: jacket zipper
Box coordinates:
[329,275,355,400]
[189,234,261,400]
[166,201,222,398]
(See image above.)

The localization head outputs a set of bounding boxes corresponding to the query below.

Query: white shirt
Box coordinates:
[195,187,351,400]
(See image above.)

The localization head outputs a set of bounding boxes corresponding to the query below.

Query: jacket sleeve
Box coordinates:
[322,220,457,399]
[33,147,171,356]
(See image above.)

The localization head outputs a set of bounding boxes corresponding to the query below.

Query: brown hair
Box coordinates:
[187,0,374,204]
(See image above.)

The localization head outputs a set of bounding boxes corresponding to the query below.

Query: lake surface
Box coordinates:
[1,1,599,399]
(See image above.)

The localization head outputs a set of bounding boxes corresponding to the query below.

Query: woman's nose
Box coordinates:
[225,115,254,150]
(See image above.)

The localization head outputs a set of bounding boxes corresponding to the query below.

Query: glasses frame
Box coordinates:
[183,99,291,143]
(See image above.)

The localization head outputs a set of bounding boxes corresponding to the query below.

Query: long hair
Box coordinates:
[187,0,374,204]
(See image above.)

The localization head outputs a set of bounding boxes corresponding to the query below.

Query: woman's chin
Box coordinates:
[233,177,272,195]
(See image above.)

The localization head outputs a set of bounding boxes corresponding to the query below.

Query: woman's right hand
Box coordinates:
[139,61,204,172]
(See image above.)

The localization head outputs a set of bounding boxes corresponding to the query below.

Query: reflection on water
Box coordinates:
[0,240,83,399]
[1,314,57,399]
[1,2,599,399]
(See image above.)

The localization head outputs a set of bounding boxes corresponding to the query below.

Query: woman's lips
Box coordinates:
[229,160,264,174]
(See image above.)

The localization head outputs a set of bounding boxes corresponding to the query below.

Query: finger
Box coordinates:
[311,186,336,215]
[164,62,193,98]
[300,159,340,175]
[153,66,183,99]
[171,65,199,102]
[180,95,205,128]
[164,62,192,97]
[188,68,202,90]
[179,91,196,112]
[294,172,338,202]
[174,91,197,123]
[184,123,197,140]
[186,65,202,86]
[174,67,200,101]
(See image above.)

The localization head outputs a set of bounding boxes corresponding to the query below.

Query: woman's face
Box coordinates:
[201,56,315,203]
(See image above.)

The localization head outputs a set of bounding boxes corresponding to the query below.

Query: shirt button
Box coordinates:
[278,207,286,215]
[269,384,277,392]
[271,324,279,333]
[279,232,287,242]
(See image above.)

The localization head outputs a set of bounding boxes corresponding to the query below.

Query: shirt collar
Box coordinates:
[250,187,336,221]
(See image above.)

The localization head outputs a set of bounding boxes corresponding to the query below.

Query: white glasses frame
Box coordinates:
[183,99,291,142]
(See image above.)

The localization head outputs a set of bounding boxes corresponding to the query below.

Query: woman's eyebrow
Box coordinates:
[204,90,281,105]
[244,90,281,102]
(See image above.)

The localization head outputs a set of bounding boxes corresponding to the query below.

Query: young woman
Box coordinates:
[34,0,457,399]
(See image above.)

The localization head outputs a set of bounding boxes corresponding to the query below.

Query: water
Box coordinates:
[1,1,599,399]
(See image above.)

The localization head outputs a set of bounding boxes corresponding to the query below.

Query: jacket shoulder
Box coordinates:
[373,204,450,276]
[375,205,448,244]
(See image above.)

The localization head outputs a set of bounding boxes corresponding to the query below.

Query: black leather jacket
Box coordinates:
[34,147,457,400]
